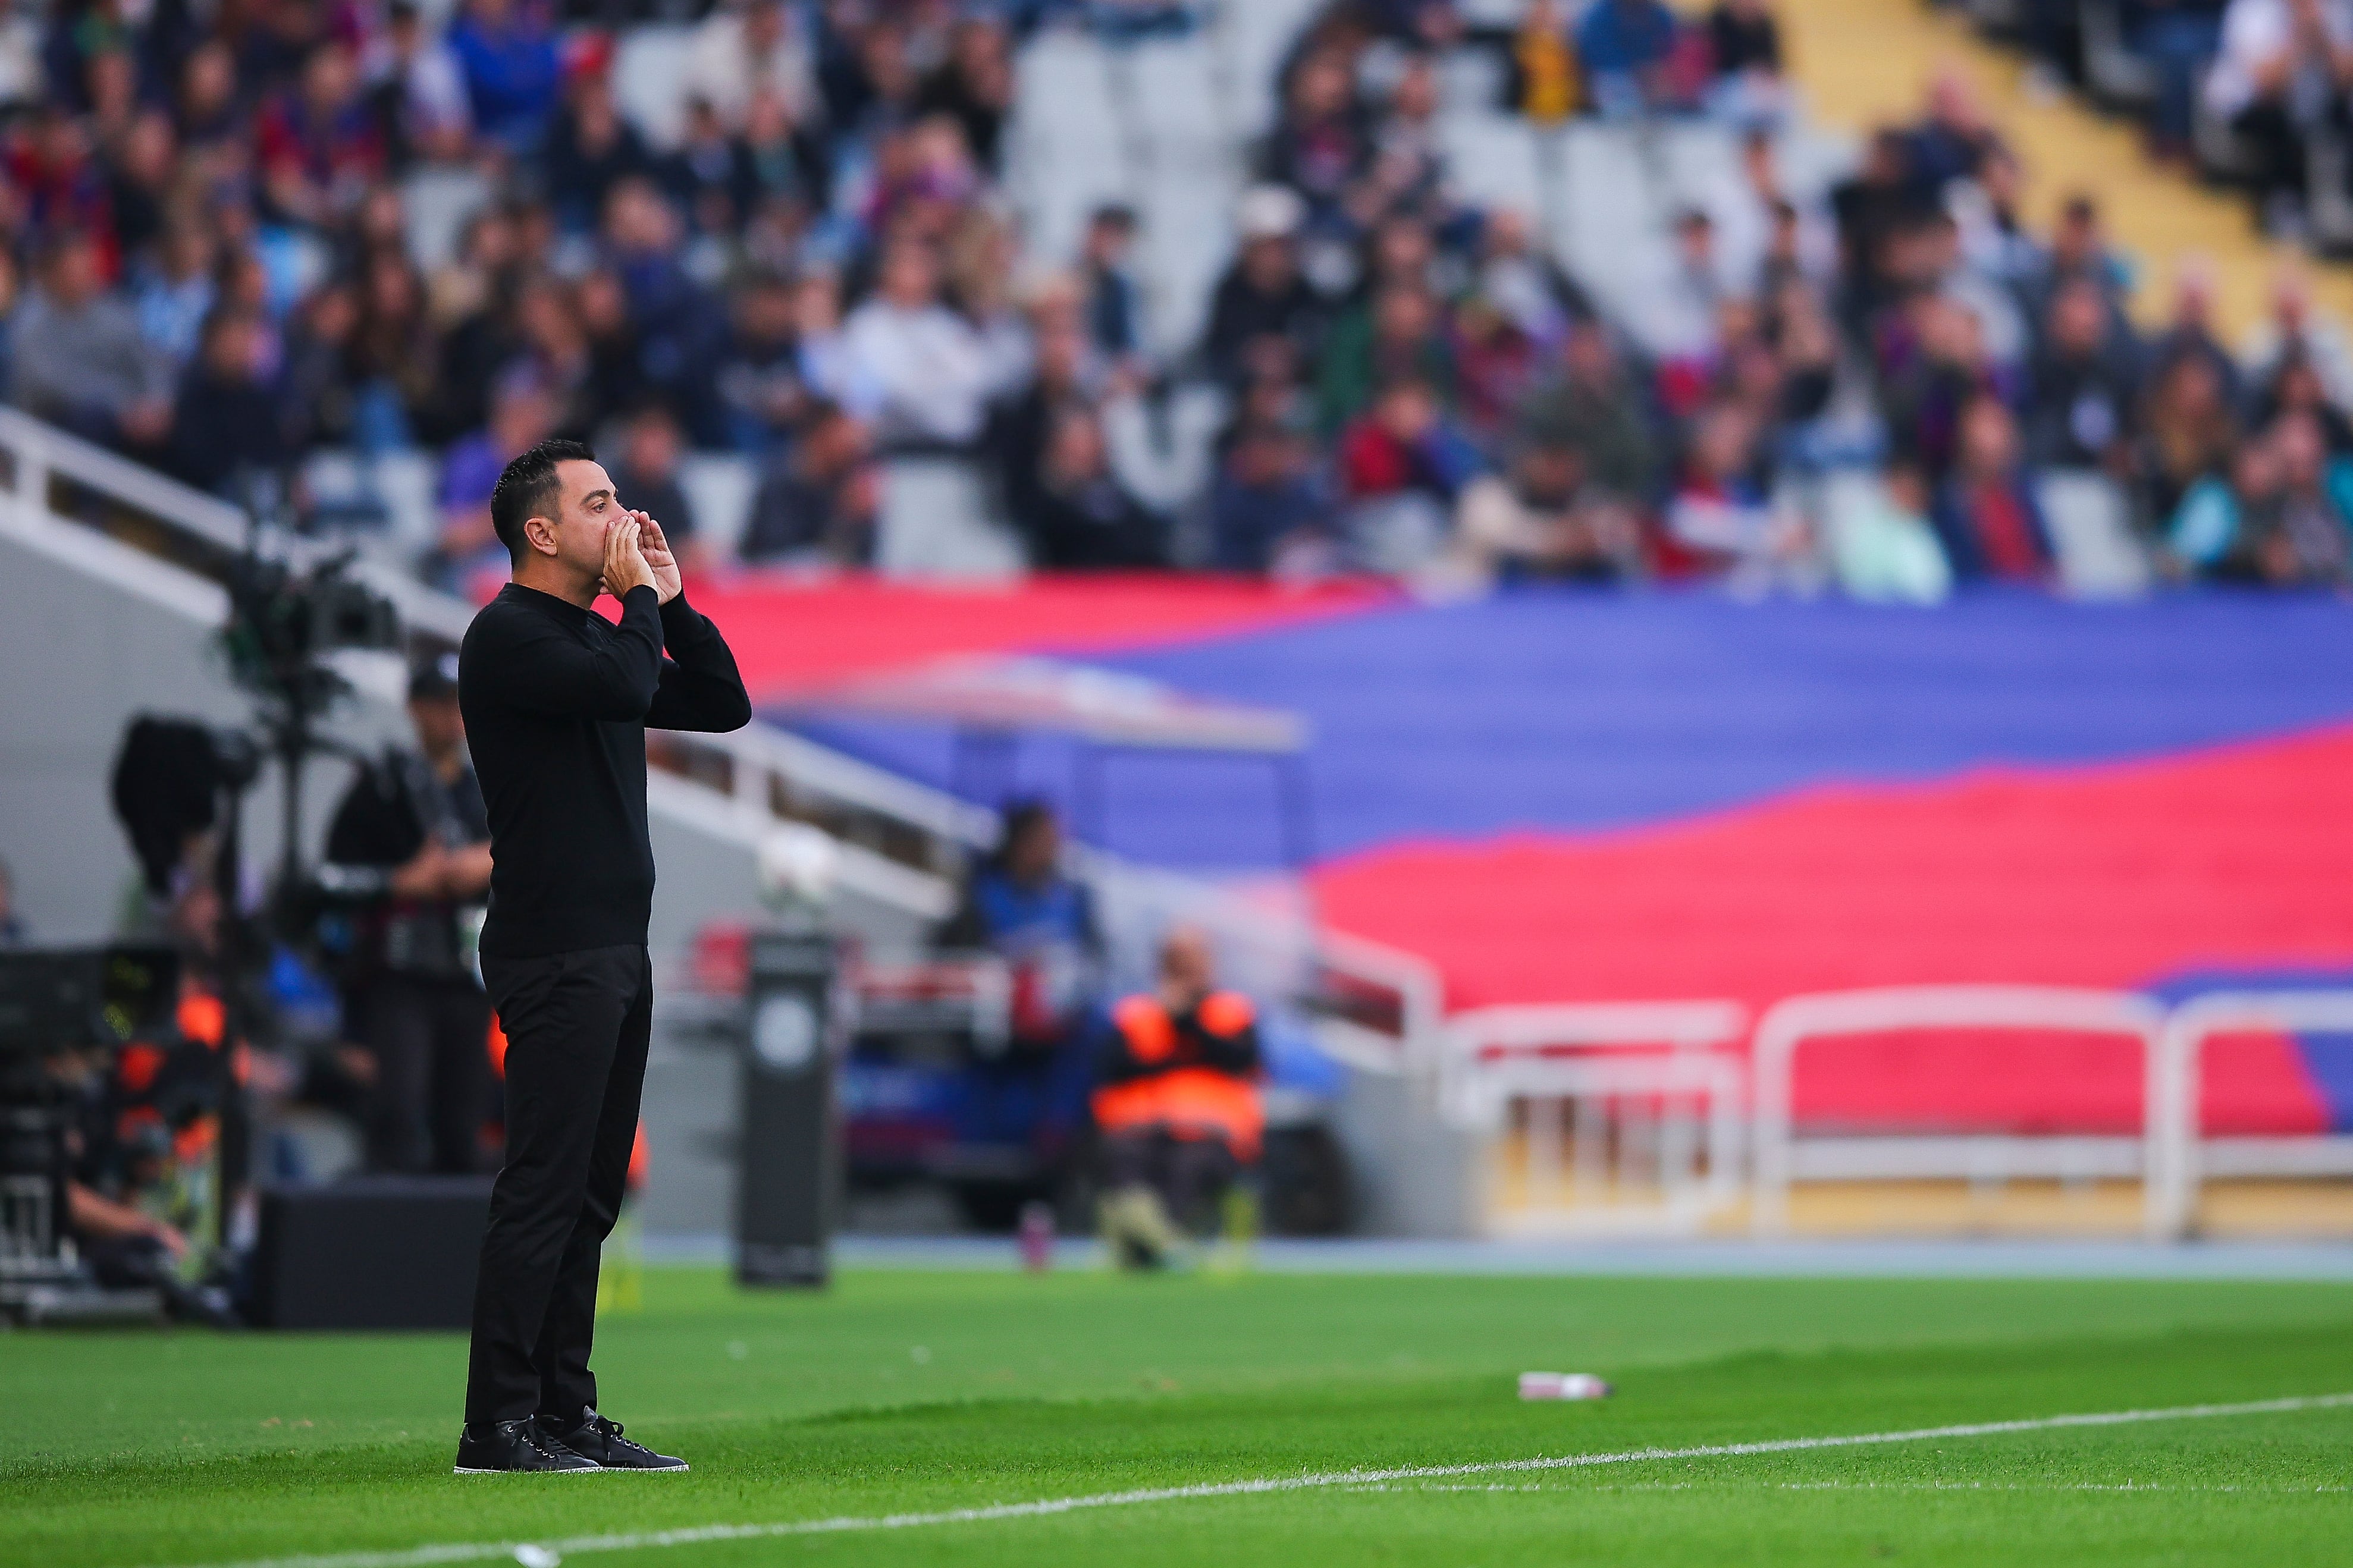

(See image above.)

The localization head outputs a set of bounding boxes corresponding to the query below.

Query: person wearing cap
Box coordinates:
[322,651,497,1176]
[1202,184,1323,385]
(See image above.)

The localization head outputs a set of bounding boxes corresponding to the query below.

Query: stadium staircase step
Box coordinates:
[1778,0,2353,342]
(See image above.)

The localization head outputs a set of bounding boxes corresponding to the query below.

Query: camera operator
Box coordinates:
[323,653,495,1175]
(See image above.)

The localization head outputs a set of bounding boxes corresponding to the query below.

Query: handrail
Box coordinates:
[1749,985,2167,1237]
[2150,990,2353,1239]
[1441,1000,1748,1129]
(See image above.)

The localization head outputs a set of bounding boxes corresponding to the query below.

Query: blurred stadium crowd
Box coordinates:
[2,0,2352,596]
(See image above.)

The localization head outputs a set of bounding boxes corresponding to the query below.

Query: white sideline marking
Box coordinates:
[172,1392,2353,1568]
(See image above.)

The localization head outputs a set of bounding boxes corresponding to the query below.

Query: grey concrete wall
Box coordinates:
[0,532,385,941]
[1334,1069,1482,1239]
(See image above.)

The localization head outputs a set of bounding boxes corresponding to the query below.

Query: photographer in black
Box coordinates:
[322,653,495,1176]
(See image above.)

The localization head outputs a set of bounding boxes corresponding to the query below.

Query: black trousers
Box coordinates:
[465,944,651,1426]
[352,976,494,1176]
[1101,1128,1240,1232]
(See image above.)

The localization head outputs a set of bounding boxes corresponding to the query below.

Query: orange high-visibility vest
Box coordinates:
[1091,992,1265,1161]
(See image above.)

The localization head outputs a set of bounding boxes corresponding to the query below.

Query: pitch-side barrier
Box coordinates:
[1445,983,2353,1239]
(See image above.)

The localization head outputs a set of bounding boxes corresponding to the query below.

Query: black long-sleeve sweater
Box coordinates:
[459,583,752,958]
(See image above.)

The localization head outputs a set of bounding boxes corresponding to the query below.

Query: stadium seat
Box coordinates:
[610,24,698,151]
[875,457,1025,578]
[399,165,493,274]
[679,453,757,563]
[2035,469,2153,598]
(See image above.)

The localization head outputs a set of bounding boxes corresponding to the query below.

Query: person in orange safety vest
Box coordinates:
[1091,926,1263,1269]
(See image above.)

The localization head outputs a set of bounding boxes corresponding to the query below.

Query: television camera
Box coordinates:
[0,945,180,1323]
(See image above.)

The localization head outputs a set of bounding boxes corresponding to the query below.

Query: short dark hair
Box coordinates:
[490,438,595,562]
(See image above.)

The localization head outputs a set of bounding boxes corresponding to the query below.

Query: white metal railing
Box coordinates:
[0,403,1445,1075]
[1445,1001,1749,1233]
[1750,986,2169,1237]
[2150,991,2353,1240]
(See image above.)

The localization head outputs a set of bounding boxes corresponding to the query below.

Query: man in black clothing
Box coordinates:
[454,437,751,1475]
[323,653,494,1175]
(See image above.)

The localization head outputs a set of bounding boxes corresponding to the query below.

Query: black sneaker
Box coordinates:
[542,1407,689,1471]
[453,1416,602,1474]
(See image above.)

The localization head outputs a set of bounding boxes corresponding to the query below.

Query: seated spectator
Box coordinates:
[256,40,384,231]
[278,279,360,451]
[1882,293,2002,486]
[1316,283,1455,436]
[2135,350,2239,539]
[1953,145,2044,296]
[2025,276,2138,471]
[2241,260,2353,411]
[740,399,879,566]
[987,319,1097,534]
[1209,414,1335,574]
[2203,0,2353,235]
[1257,48,1367,222]
[1903,69,2003,191]
[2250,350,2353,452]
[683,0,817,130]
[446,0,562,154]
[1472,206,1595,347]
[1452,293,1544,441]
[2131,0,2227,161]
[540,65,651,235]
[1503,0,1583,124]
[1633,207,1738,364]
[1362,51,1451,231]
[8,104,116,260]
[600,177,727,433]
[2170,436,2284,574]
[576,265,651,437]
[1078,204,1142,362]
[1453,439,1645,583]
[1017,405,1166,568]
[1830,128,1937,325]
[428,370,556,590]
[105,108,178,264]
[841,237,992,450]
[1336,375,1482,509]
[917,15,1016,174]
[2038,193,2135,311]
[1934,394,2054,583]
[2144,260,2241,409]
[2227,409,2353,584]
[175,40,244,164]
[939,799,1105,1049]
[1203,185,1322,384]
[791,267,877,414]
[1831,460,1952,603]
[347,250,443,451]
[714,267,807,457]
[167,307,286,500]
[364,0,472,170]
[1577,0,1685,121]
[1664,398,1809,585]
[737,90,829,244]
[1705,0,1787,129]
[1091,925,1264,1270]
[1515,321,1659,502]
[10,228,172,453]
[942,208,1032,404]
[607,402,700,568]
[131,216,217,369]
[661,96,757,238]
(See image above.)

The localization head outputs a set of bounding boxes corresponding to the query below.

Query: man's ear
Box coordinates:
[523,514,561,558]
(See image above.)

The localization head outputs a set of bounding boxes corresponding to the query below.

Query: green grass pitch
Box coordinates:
[8,1265,2353,1567]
